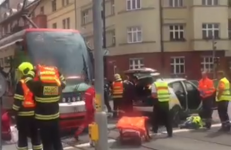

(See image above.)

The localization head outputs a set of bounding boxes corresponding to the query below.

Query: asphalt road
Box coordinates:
[3,102,231,150]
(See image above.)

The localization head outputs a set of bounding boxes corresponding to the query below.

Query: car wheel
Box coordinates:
[171,105,181,127]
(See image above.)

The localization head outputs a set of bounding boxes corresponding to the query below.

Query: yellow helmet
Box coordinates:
[17,62,34,75]
[114,74,121,80]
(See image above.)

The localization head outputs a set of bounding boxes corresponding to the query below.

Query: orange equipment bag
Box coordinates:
[116,116,150,141]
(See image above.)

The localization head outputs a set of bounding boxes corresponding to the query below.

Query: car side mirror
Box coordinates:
[15,41,24,51]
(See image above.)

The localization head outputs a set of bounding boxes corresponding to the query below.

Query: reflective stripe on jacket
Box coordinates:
[12,81,35,117]
[154,81,170,102]
[112,81,124,98]
[34,65,61,86]
[216,77,231,101]
[198,77,215,98]
[21,80,35,108]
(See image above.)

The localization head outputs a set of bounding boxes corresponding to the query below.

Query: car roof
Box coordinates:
[157,78,186,83]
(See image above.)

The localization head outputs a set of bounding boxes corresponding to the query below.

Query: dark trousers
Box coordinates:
[37,119,63,150]
[113,98,122,117]
[17,117,42,150]
[217,101,230,127]
[152,101,172,136]
[104,93,112,112]
[200,96,213,118]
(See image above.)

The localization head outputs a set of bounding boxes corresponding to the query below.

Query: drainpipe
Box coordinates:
[74,0,77,29]
[159,0,165,75]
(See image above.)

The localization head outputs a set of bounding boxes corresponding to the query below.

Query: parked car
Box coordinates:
[124,68,202,126]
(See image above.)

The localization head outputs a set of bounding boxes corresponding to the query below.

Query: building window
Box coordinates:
[62,0,69,6]
[126,0,141,10]
[201,56,213,72]
[169,25,184,41]
[129,58,144,69]
[202,23,219,39]
[62,18,70,29]
[81,10,89,25]
[51,0,56,12]
[110,30,116,46]
[40,6,44,14]
[52,23,57,28]
[202,0,218,5]
[111,0,115,15]
[169,0,183,7]
[127,26,142,43]
[170,57,185,74]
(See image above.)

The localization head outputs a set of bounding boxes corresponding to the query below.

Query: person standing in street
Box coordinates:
[111,74,124,118]
[22,62,66,150]
[122,75,136,115]
[151,79,172,137]
[216,71,231,131]
[104,78,112,112]
[198,71,215,129]
[12,62,42,150]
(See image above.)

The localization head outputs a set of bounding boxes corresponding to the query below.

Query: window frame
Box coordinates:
[169,24,184,41]
[111,0,115,15]
[40,6,44,14]
[202,0,218,6]
[81,10,89,25]
[129,58,144,69]
[202,23,220,39]
[126,0,141,11]
[127,26,142,43]
[51,0,57,12]
[52,23,57,28]
[201,56,213,72]
[169,0,183,7]
[170,56,185,74]
[62,18,70,29]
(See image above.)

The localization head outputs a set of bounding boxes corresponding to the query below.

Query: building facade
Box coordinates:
[1,0,231,80]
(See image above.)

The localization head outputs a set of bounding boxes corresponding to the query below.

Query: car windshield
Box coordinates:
[26,31,90,79]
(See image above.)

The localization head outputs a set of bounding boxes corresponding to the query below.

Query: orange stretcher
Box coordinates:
[116,116,151,145]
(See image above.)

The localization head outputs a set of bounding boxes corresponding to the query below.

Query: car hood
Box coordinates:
[62,83,91,93]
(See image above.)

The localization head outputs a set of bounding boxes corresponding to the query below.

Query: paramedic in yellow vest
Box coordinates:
[111,74,124,118]
[216,71,231,132]
[151,79,172,137]
[12,62,42,150]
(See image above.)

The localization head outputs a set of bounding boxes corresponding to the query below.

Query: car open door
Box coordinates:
[169,81,187,110]
[183,81,201,110]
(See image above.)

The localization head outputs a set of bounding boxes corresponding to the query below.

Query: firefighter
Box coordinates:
[216,70,231,131]
[74,84,95,140]
[151,79,172,137]
[198,70,215,129]
[111,74,124,118]
[122,75,136,115]
[12,62,42,150]
[104,78,112,112]
[21,62,66,150]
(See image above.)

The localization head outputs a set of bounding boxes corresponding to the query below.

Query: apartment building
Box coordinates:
[1,0,231,79]
[76,0,231,79]
[40,0,231,79]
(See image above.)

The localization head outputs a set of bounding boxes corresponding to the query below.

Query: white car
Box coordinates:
[124,69,202,126]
